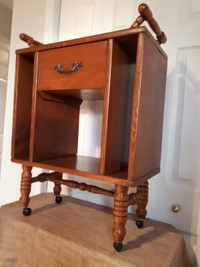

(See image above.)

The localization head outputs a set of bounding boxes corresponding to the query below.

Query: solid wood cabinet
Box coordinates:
[11,4,167,252]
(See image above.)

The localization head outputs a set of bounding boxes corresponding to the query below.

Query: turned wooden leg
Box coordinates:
[20,165,32,216]
[136,181,149,229]
[113,185,129,252]
[53,173,63,203]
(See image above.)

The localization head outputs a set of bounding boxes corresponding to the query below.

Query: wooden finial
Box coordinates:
[19,33,43,47]
[131,3,167,45]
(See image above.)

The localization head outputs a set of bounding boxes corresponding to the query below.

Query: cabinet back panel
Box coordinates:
[32,93,80,161]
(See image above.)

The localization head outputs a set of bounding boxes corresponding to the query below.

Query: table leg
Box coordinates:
[53,173,63,203]
[20,165,32,216]
[136,181,149,229]
[113,184,128,252]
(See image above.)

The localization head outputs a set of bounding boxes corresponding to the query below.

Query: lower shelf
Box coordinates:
[12,155,129,186]
[40,155,100,174]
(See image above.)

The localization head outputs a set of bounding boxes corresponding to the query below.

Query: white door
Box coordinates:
[0,35,9,174]
[58,0,200,263]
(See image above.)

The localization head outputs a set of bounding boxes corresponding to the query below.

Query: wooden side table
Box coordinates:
[11,4,167,251]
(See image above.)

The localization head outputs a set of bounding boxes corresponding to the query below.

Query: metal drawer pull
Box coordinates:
[54,61,83,73]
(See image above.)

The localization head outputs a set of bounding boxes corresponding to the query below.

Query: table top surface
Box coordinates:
[0,193,191,267]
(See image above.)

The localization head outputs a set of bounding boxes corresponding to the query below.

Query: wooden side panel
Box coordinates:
[128,32,167,181]
[100,39,128,174]
[12,54,34,160]
[32,93,80,162]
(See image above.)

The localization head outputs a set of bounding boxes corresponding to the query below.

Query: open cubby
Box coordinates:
[12,53,34,160]
[32,41,135,178]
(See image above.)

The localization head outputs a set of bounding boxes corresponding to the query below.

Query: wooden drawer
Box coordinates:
[37,41,107,93]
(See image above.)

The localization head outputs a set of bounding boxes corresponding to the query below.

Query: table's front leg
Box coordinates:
[20,165,32,216]
[113,184,129,252]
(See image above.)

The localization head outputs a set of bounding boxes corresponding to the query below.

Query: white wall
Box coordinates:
[0,3,12,39]
[0,4,11,186]
[0,0,61,206]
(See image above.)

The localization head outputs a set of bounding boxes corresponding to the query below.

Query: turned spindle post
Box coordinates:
[112,185,129,252]
[53,173,63,203]
[136,181,149,228]
[20,165,32,215]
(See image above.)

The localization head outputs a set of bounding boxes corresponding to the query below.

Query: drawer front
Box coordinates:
[37,41,107,91]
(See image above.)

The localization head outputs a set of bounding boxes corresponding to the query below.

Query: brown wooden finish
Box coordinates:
[128,191,143,206]
[12,157,161,187]
[16,27,167,59]
[131,3,167,45]
[136,181,149,220]
[38,91,83,109]
[20,165,32,207]
[100,39,129,174]
[53,173,63,196]
[29,52,38,161]
[12,54,34,160]
[11,6,168,251]
[31,171,62,183]
[113,185,129,243]
[30,171,115,197]
[32,92,80,161]
[20,33,43,47]
[48,178,115,197]
[38,41,107,96]
[128,32,167,182]
[12,156,131,186]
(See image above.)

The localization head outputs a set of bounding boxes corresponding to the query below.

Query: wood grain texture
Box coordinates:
[29,52,38,161]
[11,156,129,186]
[113,185,129,243]
[38,41,107,93]
[53,172,63,196]
[16,27,167,59]
[0,194,191,267]
[128,32,167,182]
[20,33,43,47]
[32,92,80,161]
[46,177,115,197]
[100,39,128,175]
[131,4,167,44]
[12,54,34,160]
[136,181,149,220]
[20,165,32,207]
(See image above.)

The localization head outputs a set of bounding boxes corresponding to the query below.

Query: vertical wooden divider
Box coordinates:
[127,33,144,181]
[11,54,20,159]
[29,52,38,161]
[100,39,128,175]
[100,39,113,174]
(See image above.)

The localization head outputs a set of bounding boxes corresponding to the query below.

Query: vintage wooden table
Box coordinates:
[11,4,167,251]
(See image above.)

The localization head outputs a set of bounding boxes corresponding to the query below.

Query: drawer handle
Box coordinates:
[54,61,83,73]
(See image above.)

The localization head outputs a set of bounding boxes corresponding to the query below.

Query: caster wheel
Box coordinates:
[136,220,144,229]
[23,207,32,216]
[113,242,123,252]
[55,196,63,204]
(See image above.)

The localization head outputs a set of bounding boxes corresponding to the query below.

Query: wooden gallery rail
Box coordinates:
[12,3,167,252]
